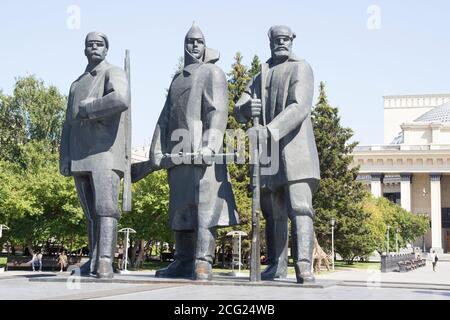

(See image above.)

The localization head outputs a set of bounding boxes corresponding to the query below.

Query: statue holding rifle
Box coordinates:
[135,23,239,280]
[60,32,131,278]
[234,25,320,283]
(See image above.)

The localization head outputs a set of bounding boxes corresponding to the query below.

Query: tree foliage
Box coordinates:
[312,82,375,263]
[363,196,429,254]
[311,82,429,263]
[217,53,262,259]
[0,76,83,253]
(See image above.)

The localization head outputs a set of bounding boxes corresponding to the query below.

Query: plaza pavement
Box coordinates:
[0,260,449,300]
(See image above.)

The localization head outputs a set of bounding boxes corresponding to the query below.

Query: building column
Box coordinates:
[400,173,412,212]
[370,173,384,198]
[430,173,443,254]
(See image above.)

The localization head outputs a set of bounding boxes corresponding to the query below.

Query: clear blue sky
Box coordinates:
[1,1,450,147]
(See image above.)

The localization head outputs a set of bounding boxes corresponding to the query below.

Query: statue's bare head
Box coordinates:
[84,32,109,65]
[184,22,206,61]
[268,25,296,63]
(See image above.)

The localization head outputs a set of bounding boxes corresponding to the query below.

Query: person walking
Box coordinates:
[31,252,38,272]
[430,250,438,272]
[37,251,43,272]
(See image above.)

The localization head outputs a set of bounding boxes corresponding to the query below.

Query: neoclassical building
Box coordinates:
[353,94,450,254]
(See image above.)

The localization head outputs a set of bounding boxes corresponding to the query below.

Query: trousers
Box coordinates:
[261,179,319,276]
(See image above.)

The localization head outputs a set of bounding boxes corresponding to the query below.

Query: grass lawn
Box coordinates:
[0,257,7,267]
[334,260,380,270]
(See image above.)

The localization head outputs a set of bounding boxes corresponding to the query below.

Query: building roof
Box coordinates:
[414,102,450,123]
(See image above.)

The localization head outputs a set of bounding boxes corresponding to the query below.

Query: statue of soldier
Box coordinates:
[60,32,130,278]
[148,23,239,280]
[234,25,320,283]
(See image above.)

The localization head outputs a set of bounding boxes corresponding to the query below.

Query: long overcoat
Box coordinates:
[60,60,130,174]
[235,54,320,191]
[150,50,239,231]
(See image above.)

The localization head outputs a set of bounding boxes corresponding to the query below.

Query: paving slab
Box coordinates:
[29,272,340,289]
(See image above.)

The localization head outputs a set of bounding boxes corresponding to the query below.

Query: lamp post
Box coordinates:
[118,228,136,274]
[0,225,9,239]
[423,233,426,253]
[386,224,391,255]
[330,218,335,271]
[226,231,248,276]
[395,228,399,253]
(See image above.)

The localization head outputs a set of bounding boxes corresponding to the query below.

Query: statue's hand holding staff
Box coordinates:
[248,94,269,142]
[250,96,262,118]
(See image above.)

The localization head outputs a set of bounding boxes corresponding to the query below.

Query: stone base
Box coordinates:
[29,273,339,289]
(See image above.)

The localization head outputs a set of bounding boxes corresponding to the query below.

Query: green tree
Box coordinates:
[1,141,85,254]
[0,76,84,255]
[0,76,66,165]
[0,90,26,162]
[10,75,66,152]
[119,170,172,267]
[216,53,263,264]
[248,55,261,78]
[363,196,429,253]
[312,82,373,263]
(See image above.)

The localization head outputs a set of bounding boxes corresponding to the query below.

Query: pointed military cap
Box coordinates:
[185,21,205,41]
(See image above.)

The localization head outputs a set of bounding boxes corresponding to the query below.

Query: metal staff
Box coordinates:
[122,50,132,212]
[250,92,261,282]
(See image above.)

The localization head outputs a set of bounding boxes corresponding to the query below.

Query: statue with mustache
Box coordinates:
[234,25,320,284]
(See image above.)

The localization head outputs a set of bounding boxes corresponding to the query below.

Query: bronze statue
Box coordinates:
[60,32,131,278]
[145,23,239,280]
[234,25,320,283]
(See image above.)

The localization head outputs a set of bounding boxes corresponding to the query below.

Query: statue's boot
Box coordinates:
[291,214,315,284]
[75,259,94,276]
[76,221,98,276]
[155,231,195,278]
[193,228,215,281]
[73,219,98,276]
[74,179,98,276]
[96,217,118,279]
[261,217,288,280]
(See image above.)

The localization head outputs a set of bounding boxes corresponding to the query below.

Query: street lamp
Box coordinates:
[0,225,9,239]
[395,228,399,253]
[118,227,136,274]
[330,218,335,271]
[226,231,248,276]
[386,224,391,255]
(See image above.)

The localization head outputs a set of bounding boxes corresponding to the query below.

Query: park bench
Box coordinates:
[397,258,427,273]
[397,261,407,273]
[6,256,81,271]
[421,259,427,267]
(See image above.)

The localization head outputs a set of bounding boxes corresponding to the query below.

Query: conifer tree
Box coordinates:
[312,82,372,263]
[214,53,262,265]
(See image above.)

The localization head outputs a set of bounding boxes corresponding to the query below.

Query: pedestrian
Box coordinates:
[430,250,438,272]
[118,246,124,270]
[30,252,38,272]
[57,251,68,272]
[37,251,43,272]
